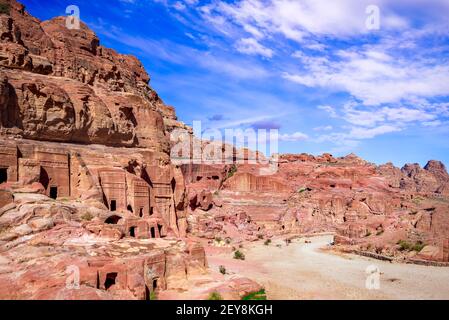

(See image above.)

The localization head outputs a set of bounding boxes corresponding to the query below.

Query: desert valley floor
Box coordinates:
[205,235,449,300]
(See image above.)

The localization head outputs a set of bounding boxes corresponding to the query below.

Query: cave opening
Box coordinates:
[105,215,122,224]
[129,226,136,237]
[0,168,7,183]
[104,272,117,290]
[50,186,58,199]
[150,227,156,238]
[110,200,117,212]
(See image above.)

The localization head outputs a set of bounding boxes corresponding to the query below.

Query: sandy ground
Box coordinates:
[207,235,449,300]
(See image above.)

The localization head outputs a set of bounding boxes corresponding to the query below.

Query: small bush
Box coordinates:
[365,231,372,237]
[398,240,425,252]
[81,212,93,221]
[242,289,267,300]
[398,240,412,251]
[257,234,264,240]
[0,3,10,15]
[226,165,237,179]
[150,291,158,300]
[225,238,231,245]
[207,292,223,300]
[219,265,226,275]
[412,241,425,252]
[264,239,271,246]
[233,250,245,260]
[215,236,222,242]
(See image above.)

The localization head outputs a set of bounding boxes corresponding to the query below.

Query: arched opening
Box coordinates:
[196,176,202,182]
[127,205,133,213]
[104,272,117,290]
[149,207,154,216]
[157,224,163,238]
[150,227,156,238]
[39,168,49,190]
[152,278,158,291]
[145,285,151,300]
[0,168,7,183]
[105,215,122,224]
[129,226,136,237]
[110,200,117,212]
[139,208,143,217]
[50,186,58,200]
[171,178,176,192]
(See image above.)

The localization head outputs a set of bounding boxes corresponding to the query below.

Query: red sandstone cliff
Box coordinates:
[1,0,448,300]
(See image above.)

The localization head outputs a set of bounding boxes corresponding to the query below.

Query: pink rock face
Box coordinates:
[1,0,449,301]
[182,154,449,259]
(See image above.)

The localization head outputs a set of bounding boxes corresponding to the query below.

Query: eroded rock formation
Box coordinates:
[0,0,258,300]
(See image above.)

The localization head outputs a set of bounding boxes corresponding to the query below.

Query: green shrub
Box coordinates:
[412,241,425,252]
[233,250,245,260]
[225,238,231,244]
[242,289,267,300]
[207,292,223,300]
[398,240,425,252]
[215,236,222,242]
[0,3,10,15]
[81,212,93,221]
[226,165,237,179]
[219,265,226,275]
[264,239,271,246]
[398,240,412,251]
[150,291,158,300]
[257,234,264,240]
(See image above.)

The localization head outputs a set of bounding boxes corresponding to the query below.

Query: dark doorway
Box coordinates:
[39,168,49,189]
[50,186,58,199]
[149,207,154,216]
[158,224,163,238]
[110,200,117,212]
[129,226,136,237]
[0,168,7,183]
[104,272,117,290]
[127,205,133,213]
[139,208,143,217]
[150,227,156,238]
[105,215,122,224]
[145,285,151,300]
[152,278,158,291]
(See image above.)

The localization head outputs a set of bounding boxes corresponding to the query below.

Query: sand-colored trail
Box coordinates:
[207,236,449,299]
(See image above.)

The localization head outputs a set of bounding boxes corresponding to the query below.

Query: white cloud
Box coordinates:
[235,38,273,58]
[284,45,449,106]
[202,0,411,43]
[318,105,337,118]
[349,125,401,139]
[279,132,309,142]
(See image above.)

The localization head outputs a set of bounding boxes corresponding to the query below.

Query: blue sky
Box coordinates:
[20,0,449,168]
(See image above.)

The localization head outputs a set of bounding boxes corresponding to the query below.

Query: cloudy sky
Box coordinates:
[21,0,449,167]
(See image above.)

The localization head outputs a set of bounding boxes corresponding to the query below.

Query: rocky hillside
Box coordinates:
[0,0,260,300]
[0,0,448,300]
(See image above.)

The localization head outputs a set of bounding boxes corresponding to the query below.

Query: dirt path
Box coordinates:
[207,236,449,299]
